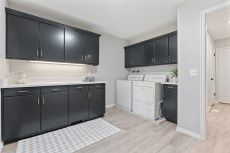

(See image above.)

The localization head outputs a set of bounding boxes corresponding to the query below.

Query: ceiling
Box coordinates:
[207,6,230,40]
[7,0,184,40]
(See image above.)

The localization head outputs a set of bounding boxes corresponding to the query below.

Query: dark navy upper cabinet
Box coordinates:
[65,27,85,63]
[6,8,100,65]
[65,28,100,65]
[124,32,177,68]
[6,14,40,60]
[144,40,157,65]
[84,33,100,65]
[156,35,169,65]
[39,23,65,62]
[169,32,177,64]
[125,43,145,68]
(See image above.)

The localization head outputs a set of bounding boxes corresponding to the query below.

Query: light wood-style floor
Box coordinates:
[2,103,230,153]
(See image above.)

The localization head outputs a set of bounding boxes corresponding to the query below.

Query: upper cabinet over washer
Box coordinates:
[124,31,177,68]
[6,8,100,65]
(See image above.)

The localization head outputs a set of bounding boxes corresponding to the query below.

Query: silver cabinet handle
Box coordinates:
[81,56,84,61]
[37,48,39,57]
[17,90,30,93]
[37,96,40,105]
[42,96,45,105]
[75,87,83,89]
[40,49,43,57]
[167,86,175,89]
[51,88,62,92]
[95,86,104,89]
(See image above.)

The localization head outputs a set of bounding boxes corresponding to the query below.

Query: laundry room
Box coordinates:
[117,30,178,124]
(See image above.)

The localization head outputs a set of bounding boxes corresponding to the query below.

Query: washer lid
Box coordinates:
[128,74,144,81]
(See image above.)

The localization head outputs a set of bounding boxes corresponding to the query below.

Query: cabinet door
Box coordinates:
[65,27,85,63]
[69,86,89,123]
[89,84,105,119]
[40,23,65,62]
[6,14,39,60]
[162,85,177,123]
[125,44,145,67]
[41,87,68,131]
[156,36,169,64]
[3,92,40,142]
[169,32,177,64]
[84,34,99,65]
[144,40,157,65]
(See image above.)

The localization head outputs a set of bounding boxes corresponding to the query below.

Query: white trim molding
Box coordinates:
[0,141,3,152]
[106,104,115,109]
[176,126,202,140]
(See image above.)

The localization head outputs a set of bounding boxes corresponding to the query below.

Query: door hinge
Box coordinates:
[214,53,216,57]
[213,92,216,97]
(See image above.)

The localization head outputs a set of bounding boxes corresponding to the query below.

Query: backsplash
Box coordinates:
[6,60,97,83]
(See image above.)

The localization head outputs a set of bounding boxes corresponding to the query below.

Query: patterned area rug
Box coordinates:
[16,119,121,153]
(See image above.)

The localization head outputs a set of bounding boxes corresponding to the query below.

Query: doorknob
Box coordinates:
[211,78,214,80]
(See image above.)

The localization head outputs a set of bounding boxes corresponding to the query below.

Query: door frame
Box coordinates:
[201,1,230,140]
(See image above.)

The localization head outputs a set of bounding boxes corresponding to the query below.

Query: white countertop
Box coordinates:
[1,81,106,88]
[161,82,178,85]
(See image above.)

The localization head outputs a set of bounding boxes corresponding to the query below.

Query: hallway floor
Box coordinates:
[2,104,230,153]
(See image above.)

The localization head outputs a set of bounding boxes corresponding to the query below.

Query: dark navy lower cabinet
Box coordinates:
[162,85,177,124]
[1,84,106,143]
[88,84,106,120]
[2,88,40,143]
[41,87,68,131]
[69,85,89,123]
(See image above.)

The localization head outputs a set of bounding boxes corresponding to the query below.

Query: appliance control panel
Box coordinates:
[144,74,167,83]
[128,75,144,81]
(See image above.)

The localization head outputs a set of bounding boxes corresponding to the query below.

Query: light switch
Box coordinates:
[189,69,198,77]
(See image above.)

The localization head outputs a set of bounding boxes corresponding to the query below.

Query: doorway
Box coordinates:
[205,4,230,140]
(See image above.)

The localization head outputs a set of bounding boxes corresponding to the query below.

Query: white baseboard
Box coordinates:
[176,126,201,139]
[106,104,115,109]
[0,141,3,152]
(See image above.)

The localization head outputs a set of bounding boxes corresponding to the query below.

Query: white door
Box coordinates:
[216,48,230,103]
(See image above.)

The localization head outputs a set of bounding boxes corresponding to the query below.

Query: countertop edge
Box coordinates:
[0,81,107,89]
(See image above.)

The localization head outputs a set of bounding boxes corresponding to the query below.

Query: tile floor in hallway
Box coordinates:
[2,103,230,153]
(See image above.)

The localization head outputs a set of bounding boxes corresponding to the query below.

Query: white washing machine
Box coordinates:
[116,75,144,112]
[132,74,167,120]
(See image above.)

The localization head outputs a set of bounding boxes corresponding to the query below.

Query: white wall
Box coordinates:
[206,32,216,106]
[127,23,177,45]
[0,0,7,149]
[0,0,8,79]
[177,0,228,138]
[215,37,230,48]
[4,4,128,107]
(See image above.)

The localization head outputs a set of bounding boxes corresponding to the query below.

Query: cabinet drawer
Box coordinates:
[2,88,40,97]
[69,85,88,92]
[41,86,67,94]
[93,84,105,89]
